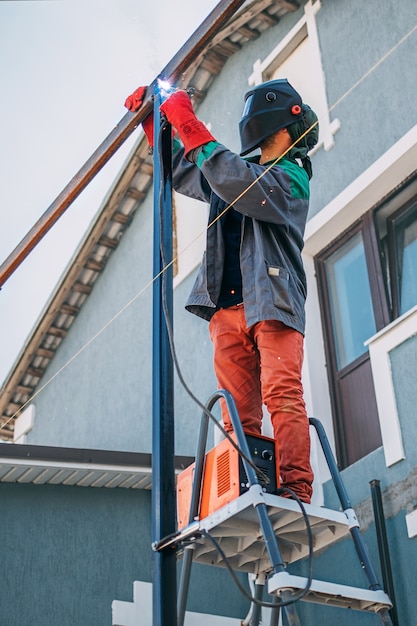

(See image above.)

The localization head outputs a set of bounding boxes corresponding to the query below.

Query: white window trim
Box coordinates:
[365,306,417,467]
[248,0,340,152]
[304,125,417,255]
[303,124,417,469]
[406,508,417,539]
[302,255,335,490]
[13,404,35,444]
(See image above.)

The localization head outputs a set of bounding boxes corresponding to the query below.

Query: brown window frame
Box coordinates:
[314,175,417,468]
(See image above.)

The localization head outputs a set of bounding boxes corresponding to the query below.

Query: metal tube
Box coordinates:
[309,418,394,626]
[309,418,380,584]
[269,597,281,626]
[188,404,210,524]
[177,407,210,626]
[177,547,195,626]
[309,418,382,589]
[370,480,399,626]
[308,418,353,510]
[282,602,301,626]
[250,579,264,626]
[0,0,246,288]
[151,94,176,626]
[208,390,287,572]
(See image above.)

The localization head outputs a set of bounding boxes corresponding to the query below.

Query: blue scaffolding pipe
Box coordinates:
[151,92,177,626]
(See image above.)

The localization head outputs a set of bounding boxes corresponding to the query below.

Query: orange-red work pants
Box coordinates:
[209,305,313,503]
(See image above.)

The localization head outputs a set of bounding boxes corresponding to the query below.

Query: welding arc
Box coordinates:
[0,0,247,289]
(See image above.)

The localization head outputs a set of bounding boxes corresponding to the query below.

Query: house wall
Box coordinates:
[310,0,417,216]
[0,482,248,625]
[0,482,151,626]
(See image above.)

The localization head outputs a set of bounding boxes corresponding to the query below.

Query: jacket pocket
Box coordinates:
[267,265,294,315]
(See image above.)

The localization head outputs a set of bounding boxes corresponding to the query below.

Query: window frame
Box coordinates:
[385,196,417,318]
[315,217,385,468]
[314,179,417,468]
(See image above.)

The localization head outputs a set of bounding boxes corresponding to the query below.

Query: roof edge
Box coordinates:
[0,442,193,471]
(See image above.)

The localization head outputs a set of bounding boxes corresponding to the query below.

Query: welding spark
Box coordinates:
[261,190,274,206]
[157,79,175,101]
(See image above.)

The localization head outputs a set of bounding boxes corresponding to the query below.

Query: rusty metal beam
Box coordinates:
[0,0,246,289]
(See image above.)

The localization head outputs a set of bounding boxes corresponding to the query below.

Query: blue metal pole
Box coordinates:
[152,90,177,626]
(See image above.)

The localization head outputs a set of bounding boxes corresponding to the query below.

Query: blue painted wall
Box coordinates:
[0,483,152,625]
[0,482,248,625]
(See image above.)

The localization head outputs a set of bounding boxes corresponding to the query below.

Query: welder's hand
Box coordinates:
[160,91,215,159]
[124,85,154,147]
[124,85,147,112]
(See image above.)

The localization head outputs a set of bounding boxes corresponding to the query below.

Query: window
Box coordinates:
[325,232,376,370]
[249,0,340,152]
[376,197,417,318]
[315,175,417,468]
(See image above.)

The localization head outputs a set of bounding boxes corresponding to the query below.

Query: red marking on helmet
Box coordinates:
[291,105,302,115]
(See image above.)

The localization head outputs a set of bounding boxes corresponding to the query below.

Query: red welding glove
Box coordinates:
[124,85,154,147]
[160,91,216,158]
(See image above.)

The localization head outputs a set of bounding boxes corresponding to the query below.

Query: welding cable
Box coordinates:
[201,487,313,608]
[156,119,270,487]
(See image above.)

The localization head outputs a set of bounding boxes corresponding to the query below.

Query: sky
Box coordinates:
[0,0,220,385]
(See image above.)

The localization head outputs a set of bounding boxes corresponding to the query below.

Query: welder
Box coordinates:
[126,79,318,503]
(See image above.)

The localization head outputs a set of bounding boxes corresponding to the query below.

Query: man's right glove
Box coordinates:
[160,90,216,159]
[124,85,154,147]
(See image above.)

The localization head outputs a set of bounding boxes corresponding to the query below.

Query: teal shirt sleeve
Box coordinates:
[196,141,220,168]
[172,138,219,167]
[172,137,182,154]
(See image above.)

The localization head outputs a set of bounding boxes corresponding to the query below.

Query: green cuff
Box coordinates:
[172,137,182,154]
[196,141,220,168]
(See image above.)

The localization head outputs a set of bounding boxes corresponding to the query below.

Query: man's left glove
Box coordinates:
[160,91,215,158]
[124,85,154,147]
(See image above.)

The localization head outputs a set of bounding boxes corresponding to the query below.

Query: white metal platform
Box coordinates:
[268,572,392,613]
[183,487,355,574]
[178,486,392,615]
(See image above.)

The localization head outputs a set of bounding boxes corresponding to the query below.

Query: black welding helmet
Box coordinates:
[239,79,304,156]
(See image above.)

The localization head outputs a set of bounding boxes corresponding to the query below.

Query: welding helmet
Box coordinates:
[239,79,305,156]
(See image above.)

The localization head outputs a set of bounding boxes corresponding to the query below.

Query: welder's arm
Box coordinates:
[124,86,154,147]
[160,91,216,160]
[171,146,212,203]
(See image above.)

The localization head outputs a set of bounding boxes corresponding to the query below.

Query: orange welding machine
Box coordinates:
[177,433,279,530]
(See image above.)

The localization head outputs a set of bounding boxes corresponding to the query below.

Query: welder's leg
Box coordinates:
[209,305,263,436]
[255,321,314,504]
